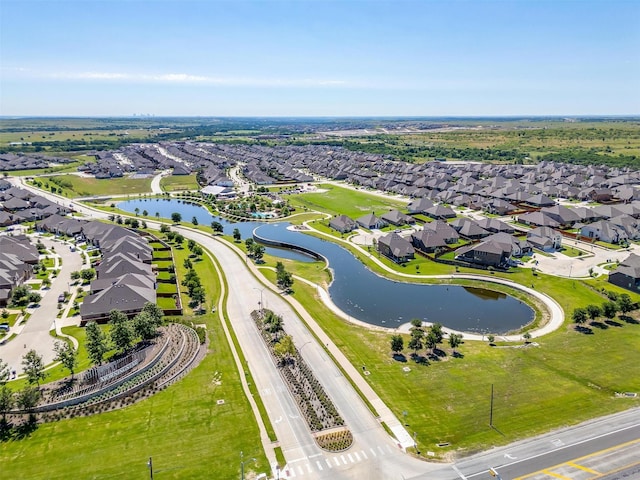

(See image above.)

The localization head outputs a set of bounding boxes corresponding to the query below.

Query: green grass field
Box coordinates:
[33,174,153,197]
[286,183,407,218]
[159,174,200,192]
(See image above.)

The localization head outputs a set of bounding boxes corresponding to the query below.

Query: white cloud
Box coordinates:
[7,68,351,88]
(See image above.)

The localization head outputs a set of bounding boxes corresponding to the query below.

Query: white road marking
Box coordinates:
[361,450,368,460]
[452,465,469,480]
[354,451,361,461]
[316,461,323,471]
[341,455,348,465]
[333,457,340,467]
[325,459,332,469]
[297,465,304,475]
[378,446,385,455]
[306,464,312,473]
[370,448,377,457]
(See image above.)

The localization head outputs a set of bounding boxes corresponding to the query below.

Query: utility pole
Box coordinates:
[489,384,494,427]
[240,451,244,480]
[147,457,153,480]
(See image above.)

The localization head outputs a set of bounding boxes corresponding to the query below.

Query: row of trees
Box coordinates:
[181,268,206,311]
[571,293,635,326]
[390,319,464,359]
[9,285,41,308]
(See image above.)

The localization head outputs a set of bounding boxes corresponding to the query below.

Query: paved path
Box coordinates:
[150,169,170,194]
[0,236,84,374]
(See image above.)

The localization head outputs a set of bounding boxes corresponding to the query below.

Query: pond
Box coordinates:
[118,198,534,334]
[117,198,315,263]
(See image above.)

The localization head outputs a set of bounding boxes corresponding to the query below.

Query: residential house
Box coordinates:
[381,210,414,226]
[580,221,628,244]
[356,213,386,230]
[527,226,562,252]
[377,233,415,263]
[608,253,640,293]
[329,215,357,234]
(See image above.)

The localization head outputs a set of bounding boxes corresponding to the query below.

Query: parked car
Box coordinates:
[58,294,66,303]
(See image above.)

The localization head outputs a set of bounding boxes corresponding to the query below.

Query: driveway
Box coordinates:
[0,236,84,375]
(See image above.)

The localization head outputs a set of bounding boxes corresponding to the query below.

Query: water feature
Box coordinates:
[118,198,534,334]
[117,198,315,263]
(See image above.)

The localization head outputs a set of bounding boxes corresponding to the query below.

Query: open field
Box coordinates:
[159,174,200,192]
[0,234,269,480]
[286,183,407,218]
[30,174,153,197]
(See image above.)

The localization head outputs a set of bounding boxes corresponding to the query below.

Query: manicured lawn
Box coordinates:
[1,237,269,480]
[160,174,200,192]
[286,183,407,219]
[157,283,178,294]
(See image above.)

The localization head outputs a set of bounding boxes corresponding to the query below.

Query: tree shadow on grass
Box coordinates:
[591,321,608,330]
[13,416,38,440]
[605,319,623,327]
[392,353,407,363]
[410,353,429,365]
[452,351,465,359]
[620,315,639,325]
[574,325,593,334]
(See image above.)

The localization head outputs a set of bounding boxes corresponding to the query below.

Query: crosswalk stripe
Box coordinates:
[378,446,385,455]
[316,461,323,471]
[341,455,348,465]
[306,464,312,473]
[333,457,340,467]
[326,458,332,469]
[361,450,368,460]
[288,468,296,478]
[297,466,304,475]
[348,453,354,463]
[354,451,361,462]
[370,448,377,457]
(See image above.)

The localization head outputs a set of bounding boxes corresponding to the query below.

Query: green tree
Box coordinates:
[134,207,140,216]
[487,334,495,345]
[586,304,602,323]
[572,307,588,325]
[252,244,265,262]
[109,309,134,353]
[171,212,182,223]
[133,311,157,340]
[142,210,148,217]
[160,224,170,234]
[80,268,96,283]
[16,386,40,420]
[601,301,618,320]
[523,332,532,344]
[21,350,46,387]
[0,385,13,422]
[245,238,255,250]
[192,216,198,226]
[390,335,404,354]
[85,321,109,366]
[275,262,294,292]
[430,323,444,344]
[142,302,164,328]
[410,318,423,330]
[617,294,634,314]
[174,233,184,245]
[424,330,438,354]
[183,258,193,270]
[408,335,423,355]
[54,341,78,378]
[211,221,223,233]
[448,333,463,353]
[233,228,241,242]
[273,335,296,364]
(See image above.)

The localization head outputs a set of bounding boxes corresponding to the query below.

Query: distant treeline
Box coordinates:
[538,149,639,168]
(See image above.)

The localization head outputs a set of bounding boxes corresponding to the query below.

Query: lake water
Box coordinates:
[119,198,534,334]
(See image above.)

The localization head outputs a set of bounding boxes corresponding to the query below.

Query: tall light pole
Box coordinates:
[240,451,244,480]
[253,287,265,314]
[147,457,153,480]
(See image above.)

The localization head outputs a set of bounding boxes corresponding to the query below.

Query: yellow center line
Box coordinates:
[542,470,573,479]
[567,461,600,475]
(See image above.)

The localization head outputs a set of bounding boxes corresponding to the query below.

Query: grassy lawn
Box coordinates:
[286,183,407,218]
[160,174,200,192]
[559,245,588,258]
[157,283,178,295]
[1,235,269,480]
[265,270,640,459]
[35,174,153,197]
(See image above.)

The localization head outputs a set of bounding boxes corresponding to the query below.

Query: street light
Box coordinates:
[253,287,265,314]
[147,457,153,480]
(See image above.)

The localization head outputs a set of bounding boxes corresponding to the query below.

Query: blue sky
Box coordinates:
[1,0,638,116]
